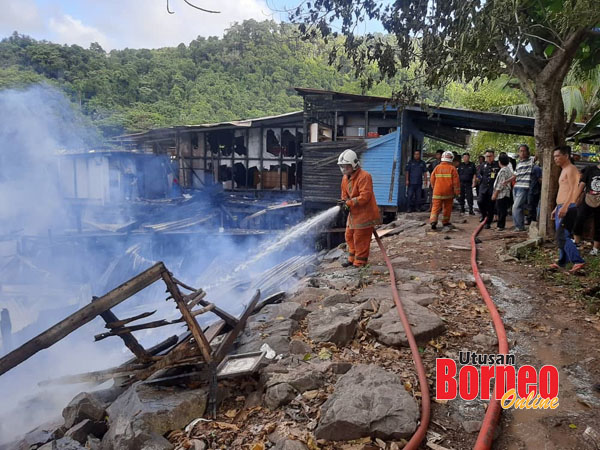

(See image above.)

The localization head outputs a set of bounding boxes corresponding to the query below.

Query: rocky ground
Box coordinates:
[9,212,600,450]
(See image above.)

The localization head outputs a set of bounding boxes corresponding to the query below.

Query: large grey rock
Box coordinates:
[315,365,418,441]
[289,287,335,306]
[322,293,352,307]
[264,383,297,409]
[101,383,205,450]
[13,419,64,450]
[404,292,437,307]
[87,436,102,450]
[289,339,312,355]
[63,393,107,429]
[275,439,309,450]
[64,419,107,444]
[256,303,309,322]
[352,284,393,303]
[367,300,445,347]
[323,247,345,262]
[508,238,542,258]
[265,367,326,394]
[393,268,438,284]
[39,437,86,450]
[307,304,360,346]
[235,300,309,355]
[236,317,299,355]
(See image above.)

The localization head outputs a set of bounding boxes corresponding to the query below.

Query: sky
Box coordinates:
[0,0,386,51]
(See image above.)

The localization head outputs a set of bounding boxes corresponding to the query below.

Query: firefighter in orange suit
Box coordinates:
[338,149,382,267]
[430,151,460,231]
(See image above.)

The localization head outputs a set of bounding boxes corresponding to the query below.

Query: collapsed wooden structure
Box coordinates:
[0,262,280,415]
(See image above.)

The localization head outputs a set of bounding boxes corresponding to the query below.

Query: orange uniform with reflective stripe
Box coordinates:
[430,162,460,226]
[341,167,381,267]
[341,168,381,229]
[430,162,460,199]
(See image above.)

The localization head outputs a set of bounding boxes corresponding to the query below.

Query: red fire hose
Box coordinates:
[373,230,430,450]
[470,219,510,449]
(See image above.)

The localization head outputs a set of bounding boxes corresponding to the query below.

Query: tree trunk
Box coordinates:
[536,82,565,239]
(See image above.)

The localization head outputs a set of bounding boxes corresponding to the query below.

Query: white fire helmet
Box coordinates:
[337,149,360,172]
[441,151,454,163]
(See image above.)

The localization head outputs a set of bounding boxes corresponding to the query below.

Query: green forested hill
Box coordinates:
[1,18,540,155]
[0,20,384,136]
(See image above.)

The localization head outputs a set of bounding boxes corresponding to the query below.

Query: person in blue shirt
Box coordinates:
[405,149,428,212]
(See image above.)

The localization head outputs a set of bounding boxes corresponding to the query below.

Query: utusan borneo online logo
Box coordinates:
[436,351,560,410]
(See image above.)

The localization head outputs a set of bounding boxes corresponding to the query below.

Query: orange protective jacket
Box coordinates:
[341,167,382,229]
[431,162,460,199]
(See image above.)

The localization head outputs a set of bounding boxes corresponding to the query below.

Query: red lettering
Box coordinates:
[436,358,457,400]
[479,365,495,400]
[538,365,559,398]
[495,365,516,400]
[459,365,479,401]
[517,365,538,398]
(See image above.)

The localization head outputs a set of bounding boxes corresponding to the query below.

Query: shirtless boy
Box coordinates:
[550,145,585,273]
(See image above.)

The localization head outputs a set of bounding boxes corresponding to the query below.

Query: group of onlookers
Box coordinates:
[405,144,599,271]
[475,145,542,231]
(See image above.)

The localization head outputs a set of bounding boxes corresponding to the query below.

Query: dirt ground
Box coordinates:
[172,211,600,450]
[367,212,600,450]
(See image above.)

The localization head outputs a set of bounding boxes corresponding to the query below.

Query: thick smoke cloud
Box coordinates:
[0,85,336,444]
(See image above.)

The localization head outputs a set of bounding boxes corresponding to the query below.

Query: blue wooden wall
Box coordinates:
[360,131,402,208]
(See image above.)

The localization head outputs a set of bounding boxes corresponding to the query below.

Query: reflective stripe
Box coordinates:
[353,198,359,206]
[436,173,452,178]
[433,195,453,199]
[356,256,368,261]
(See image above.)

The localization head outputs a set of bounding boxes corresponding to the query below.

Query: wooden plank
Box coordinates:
[173,278,238,328]
[161,271,213,364]
[98,307,151,361]
[134,339,198,380]
[105,310,157,328]
[39,363,149,386]
[0,262,166,376]
[204,320,226,343]
[214,290,261,364]
[186,291,207,310]
[94,306,214,341]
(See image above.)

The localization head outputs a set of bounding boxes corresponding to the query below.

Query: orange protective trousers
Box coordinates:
[345,226,374,267]
[430,198,454,225]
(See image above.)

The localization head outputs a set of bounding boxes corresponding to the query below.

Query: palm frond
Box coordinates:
[497,103,536,117]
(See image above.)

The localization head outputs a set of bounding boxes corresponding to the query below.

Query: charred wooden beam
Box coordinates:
[38,363,149,386]
[0,262,167,376]
[161,271,213,364]
[186,291,207,309]
[145,335,179,356]
[105,310,157,329]
[94,305,215,341]
[134,320,226,381]
[97,306,151,362]
[214,290,261,364]
[252,291,285,314]
[173,278,239,329]
[133,338,197,380]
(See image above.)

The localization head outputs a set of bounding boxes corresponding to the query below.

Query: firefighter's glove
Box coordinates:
[337,199,350,211]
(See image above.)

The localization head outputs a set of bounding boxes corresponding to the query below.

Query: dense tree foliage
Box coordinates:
[0,21,387,136]
[292,0,600,237]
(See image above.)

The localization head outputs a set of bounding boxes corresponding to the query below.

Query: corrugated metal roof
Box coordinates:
[361,132,401,207]
[114,111,303,141]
